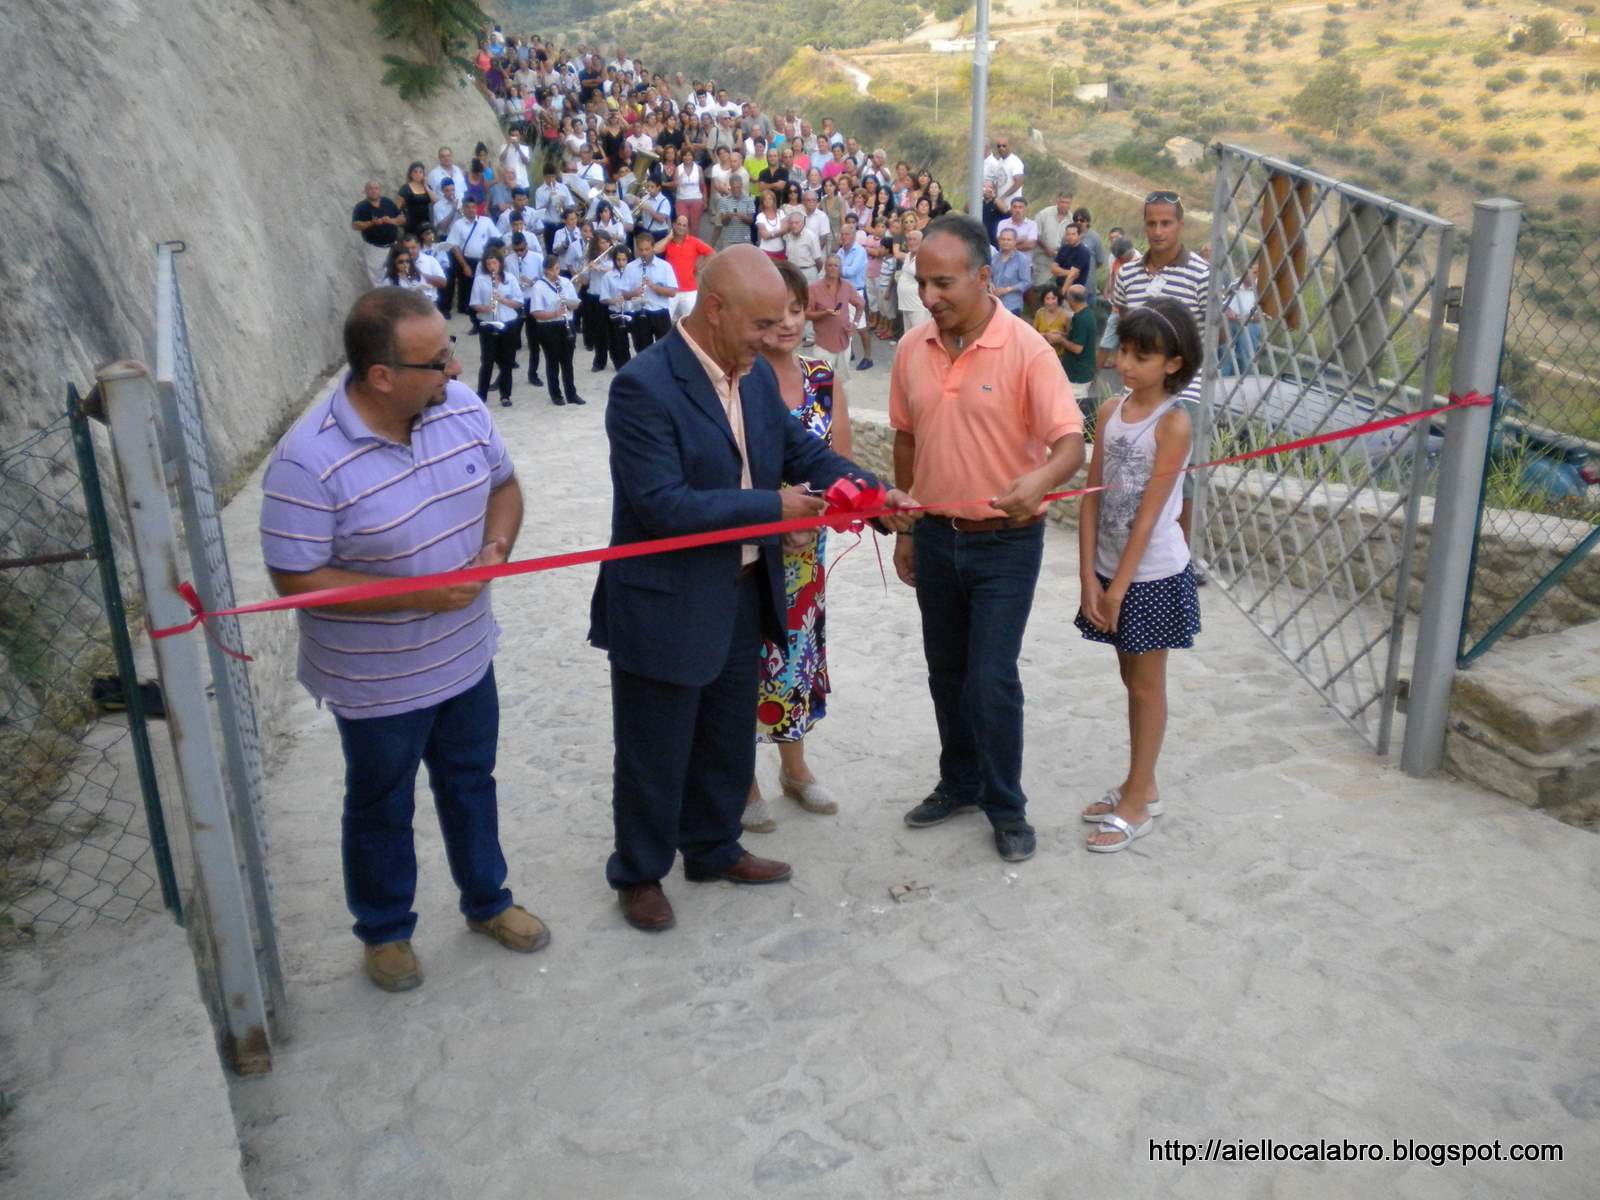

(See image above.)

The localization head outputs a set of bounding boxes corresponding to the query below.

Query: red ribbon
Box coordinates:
[151,392,1492,648]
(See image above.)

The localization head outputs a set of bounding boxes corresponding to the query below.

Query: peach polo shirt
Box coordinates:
[680,326,759,566]
[889,300,1082,518]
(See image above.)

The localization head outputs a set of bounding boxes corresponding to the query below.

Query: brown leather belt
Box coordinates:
[927,513,1046,533]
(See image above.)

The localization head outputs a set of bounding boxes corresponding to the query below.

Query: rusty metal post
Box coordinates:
[97,359,273,1075]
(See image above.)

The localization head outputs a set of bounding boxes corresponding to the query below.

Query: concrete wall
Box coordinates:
[0,0,500,475]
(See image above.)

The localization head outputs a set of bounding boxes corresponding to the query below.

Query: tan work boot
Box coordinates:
[363,940,422,992]
[468,903,551,953]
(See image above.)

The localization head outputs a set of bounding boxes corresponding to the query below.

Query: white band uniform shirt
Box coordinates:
[621,256,678,313]
[531,275,580,324]
[447,215,497,262]
[503,247,545,292]
[470,272,524,326]
[597,267,632,315]
[536,181,574,224]
[640,192,672,235]
[259,379,514,720]
[496,204,537,236]
[551,226,587,273]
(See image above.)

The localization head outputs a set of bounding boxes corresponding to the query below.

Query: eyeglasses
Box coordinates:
[393,336,458,374]
[1145,190,1182,205]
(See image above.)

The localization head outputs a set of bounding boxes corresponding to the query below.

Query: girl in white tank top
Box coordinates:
[1074,299,1203,853]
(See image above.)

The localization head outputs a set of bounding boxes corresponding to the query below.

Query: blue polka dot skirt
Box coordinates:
[1075,564,1201,654]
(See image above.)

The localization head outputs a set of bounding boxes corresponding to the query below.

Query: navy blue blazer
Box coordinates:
[589,329,878,687]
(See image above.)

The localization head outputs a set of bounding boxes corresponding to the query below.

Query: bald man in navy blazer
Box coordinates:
[590,246,916,931]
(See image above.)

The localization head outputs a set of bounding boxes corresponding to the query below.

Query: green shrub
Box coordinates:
[1479,103,1504,121]
[1564,163,1600,182]
[1438,106,1464,122]
[1523,132,1546,148]
[1425,158,1452,176]
[1483,133,1517,152]
[1538,68,1563,84]
[1512,165,1540,182]
[1419,72,1445,87]
[1504,67,1528,83]
[1561,108,1584,121]
[1484,75,1511,93]
[1513,15,1563,54]
[1556,193,1585,212]
[1472,49,1500,69]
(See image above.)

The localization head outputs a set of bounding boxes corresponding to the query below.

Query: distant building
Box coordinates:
[928,37,1000,53]
[1073,82,1108,103]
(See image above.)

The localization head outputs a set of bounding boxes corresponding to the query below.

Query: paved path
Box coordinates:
[230,316,1599,1199]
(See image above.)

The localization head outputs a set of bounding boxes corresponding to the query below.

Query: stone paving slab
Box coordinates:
[229,319,1600,1199]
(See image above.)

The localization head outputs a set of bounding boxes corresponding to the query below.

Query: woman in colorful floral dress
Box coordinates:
[744,260,853,832]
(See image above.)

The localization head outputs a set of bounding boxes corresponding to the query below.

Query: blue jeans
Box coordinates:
[333,665,512,945]
[912,519,1045,828]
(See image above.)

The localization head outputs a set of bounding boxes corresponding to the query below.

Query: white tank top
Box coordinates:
[1093,393,1191,582]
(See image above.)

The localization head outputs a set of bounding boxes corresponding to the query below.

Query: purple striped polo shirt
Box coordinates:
[259,377,514,720]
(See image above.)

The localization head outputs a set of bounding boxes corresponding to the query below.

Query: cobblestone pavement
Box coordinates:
[230,312,1600,1199]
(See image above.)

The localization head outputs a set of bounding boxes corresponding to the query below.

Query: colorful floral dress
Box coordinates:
[757,357,834,743]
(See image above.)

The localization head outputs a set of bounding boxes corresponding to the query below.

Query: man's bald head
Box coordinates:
[685,246,789,374]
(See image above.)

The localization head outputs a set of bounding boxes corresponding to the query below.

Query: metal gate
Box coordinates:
[154,243,286,1026]
[1200,144,1455,752]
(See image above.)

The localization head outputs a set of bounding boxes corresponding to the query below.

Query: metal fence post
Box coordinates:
[1401,198,1523,777]
[96,359,273,1074]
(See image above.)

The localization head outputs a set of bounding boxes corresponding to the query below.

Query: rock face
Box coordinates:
[0,0,500,477]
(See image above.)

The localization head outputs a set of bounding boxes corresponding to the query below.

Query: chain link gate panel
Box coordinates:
[1199,145,1455,752]
[0,396,180,933]
[155,243,286,1026]
[1458,223,1600,664]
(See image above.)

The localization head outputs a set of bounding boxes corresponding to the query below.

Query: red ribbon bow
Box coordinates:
[822,477,888,532]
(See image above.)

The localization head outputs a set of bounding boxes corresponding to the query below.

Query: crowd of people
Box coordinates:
[349,28,1194,413]
[321,24,1217,988]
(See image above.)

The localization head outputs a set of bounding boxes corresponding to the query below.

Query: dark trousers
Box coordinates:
[476,320,521,400]
[606,317,633,371]
[542,220,562,254]
[521,305,544,381]
[535,320,577,402]
[579,290,607,356]
[606,573,763,888]
[452,257,480,317]
[912,519,1045,829]
[629,308,672,354]
[435,279,453,321]
[333,666,511,945]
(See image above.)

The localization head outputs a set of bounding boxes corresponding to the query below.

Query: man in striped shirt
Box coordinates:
[259,288,547,993]
[1112,190,1211,544]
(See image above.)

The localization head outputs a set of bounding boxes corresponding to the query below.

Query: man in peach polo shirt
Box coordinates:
[890,215,1086,863]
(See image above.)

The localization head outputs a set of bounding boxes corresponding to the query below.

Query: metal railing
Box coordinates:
[1201,144,1455,754]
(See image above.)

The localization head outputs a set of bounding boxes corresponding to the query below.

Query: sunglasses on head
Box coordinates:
[1145,190,1181,205]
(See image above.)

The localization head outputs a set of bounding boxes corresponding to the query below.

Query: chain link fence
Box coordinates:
[0,394,179,938]
[1459,224,1600,663]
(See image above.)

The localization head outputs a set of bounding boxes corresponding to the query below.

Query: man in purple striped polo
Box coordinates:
[259,288,546,993]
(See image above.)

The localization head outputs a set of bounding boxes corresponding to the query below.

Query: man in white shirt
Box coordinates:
[801,191,832,255]
[432,178,464,241]
[620,230,678,352]
[708,146,748,197]
[497,130,531,192]
[782,211,823,281]
[571,145,607,203]
[495,187,537,237]
[1033,188,1076,291]
[445,197,498,322]
[426,146,467,200]
[994,197,1039,254]
[982,140,1025,206]
[535,167,574,253]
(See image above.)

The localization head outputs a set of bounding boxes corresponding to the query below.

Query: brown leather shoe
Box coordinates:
[683,852,792,884]
[363,940,422,992]
[619,883,675,931]
[467,903,551,953]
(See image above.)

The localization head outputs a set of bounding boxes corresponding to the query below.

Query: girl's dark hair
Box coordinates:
[1118,298,1202,394]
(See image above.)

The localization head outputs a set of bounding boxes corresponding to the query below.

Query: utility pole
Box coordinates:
[967,0,990,216]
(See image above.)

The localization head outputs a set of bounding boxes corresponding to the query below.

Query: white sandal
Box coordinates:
[1081,789,1164,823]
[779,769,837,815]
[1086,813,1155,853]
[742,790,777,833]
